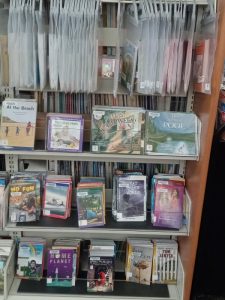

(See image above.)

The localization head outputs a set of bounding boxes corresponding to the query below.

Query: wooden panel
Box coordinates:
[179,1,225,300]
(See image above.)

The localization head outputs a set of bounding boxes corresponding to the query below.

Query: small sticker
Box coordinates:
[205,83,210,91]
[146,145,153,151]
[149,111,160,118]
[79,220,87,226]
[11,212,17,222]
[140,82,145,89]
[152,274,158,281]
[47,278,52,284]
[92,145,98,152]
[0,140,8,146]
[93,111,105,120]
[77,192,88,196]
[126,272,132,278]
[117,213,123,220]
[44,210,50,216]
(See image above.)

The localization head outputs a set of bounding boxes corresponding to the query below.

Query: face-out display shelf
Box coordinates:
[3,188,191,239]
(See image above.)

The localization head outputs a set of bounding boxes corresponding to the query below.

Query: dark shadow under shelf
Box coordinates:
[18,271,170,298]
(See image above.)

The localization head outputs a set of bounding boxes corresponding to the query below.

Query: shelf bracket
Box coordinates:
[5,155,19,174]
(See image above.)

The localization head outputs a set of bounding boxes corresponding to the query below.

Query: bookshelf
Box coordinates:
[0,0,225,300]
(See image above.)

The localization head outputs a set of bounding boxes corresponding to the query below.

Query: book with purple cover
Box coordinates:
[47,249,74,287]
[153,180,184,229]
[47,114,84,152]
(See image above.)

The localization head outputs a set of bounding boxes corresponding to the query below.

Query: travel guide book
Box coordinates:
[46,113,84,152]
[145,111,199,156]
[0,98,37,150]
[91,106,145,154]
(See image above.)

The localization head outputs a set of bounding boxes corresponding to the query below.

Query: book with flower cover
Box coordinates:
[91,106,145,154]
[47,249,75,287]
[47,113,84,152]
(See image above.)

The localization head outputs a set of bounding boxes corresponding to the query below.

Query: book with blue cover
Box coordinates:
[145,111,198,156]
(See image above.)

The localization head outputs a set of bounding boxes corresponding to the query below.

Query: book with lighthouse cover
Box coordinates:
[0,98,37,150]
[47,249,75,287]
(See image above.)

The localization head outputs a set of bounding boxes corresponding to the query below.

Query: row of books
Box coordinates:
[0,98,200,157]
[8,172,185,230]
[16,238,178,290]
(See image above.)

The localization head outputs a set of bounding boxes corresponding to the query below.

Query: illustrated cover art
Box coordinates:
[126,245,153,285]
[120,40,138,93]
[153,182,184,229]
[76,187,104,228]
[43,182,69,219]
[17,243,44,280]
[117,176,146,221]
[87,257,114,292]
[47,117,84,152]
[91,107,145,154]
[47,249,74,287]
[0,99,37,149]
[152,241,178,284]
[145,111,198,156]
[9,183,37,223]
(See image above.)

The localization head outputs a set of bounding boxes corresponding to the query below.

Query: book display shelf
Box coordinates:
[0,1,225,300]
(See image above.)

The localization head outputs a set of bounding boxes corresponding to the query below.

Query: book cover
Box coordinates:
[76,187,105,228]
[126,245,153,285]
[0,99,37,149]
[9,183,37,223]
[153,181,184,229]
[117,176,146,221]
[17,242,44,280]
[120,40,138,93]
[47,249,74,287]
[87,257,114,292]
[47,116,84,152]
[91,107,145,154]
[145,111,198,156]
[43,182,70,219]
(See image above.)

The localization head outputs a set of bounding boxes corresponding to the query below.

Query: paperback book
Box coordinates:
[46,113,84,152]
[8,182,37,223]
[0,98,37,150]
[91,106,145,154]
[16,238,46,280]
[47,249,75,287]
[87,256,114,292]
[76,184,105,228]
[145,111,199,156]
[152,239,178,284]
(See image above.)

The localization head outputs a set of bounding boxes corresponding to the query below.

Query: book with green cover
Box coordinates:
[145,111,198,156]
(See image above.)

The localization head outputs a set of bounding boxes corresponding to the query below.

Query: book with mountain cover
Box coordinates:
[145,111,199,156]
[91,106,145,154]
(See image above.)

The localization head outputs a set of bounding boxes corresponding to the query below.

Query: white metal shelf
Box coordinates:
[1,150,198,164]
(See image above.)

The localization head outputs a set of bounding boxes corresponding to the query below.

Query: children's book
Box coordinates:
[47,113,84,152]
[76,185,105,228]
[47,249,75,287]
[87,256,114,292]
[145,111,198,156]
[0,98,37,150]
[91,106,145,154]
[116,175,146,221]
[152,239,178,284]
[16,239,45,280]
[126,239,153,285]
[9,183,37,223]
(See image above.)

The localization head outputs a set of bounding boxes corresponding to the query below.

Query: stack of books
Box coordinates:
[87,239,115,292]
[125,239,153,285]
[151,174,185,229]
[0,239,14,292]
[16,238,46,280]
[76,177,106,228]
[43,175,73,219]
[47,238,81,287]
[112,170,147,222]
